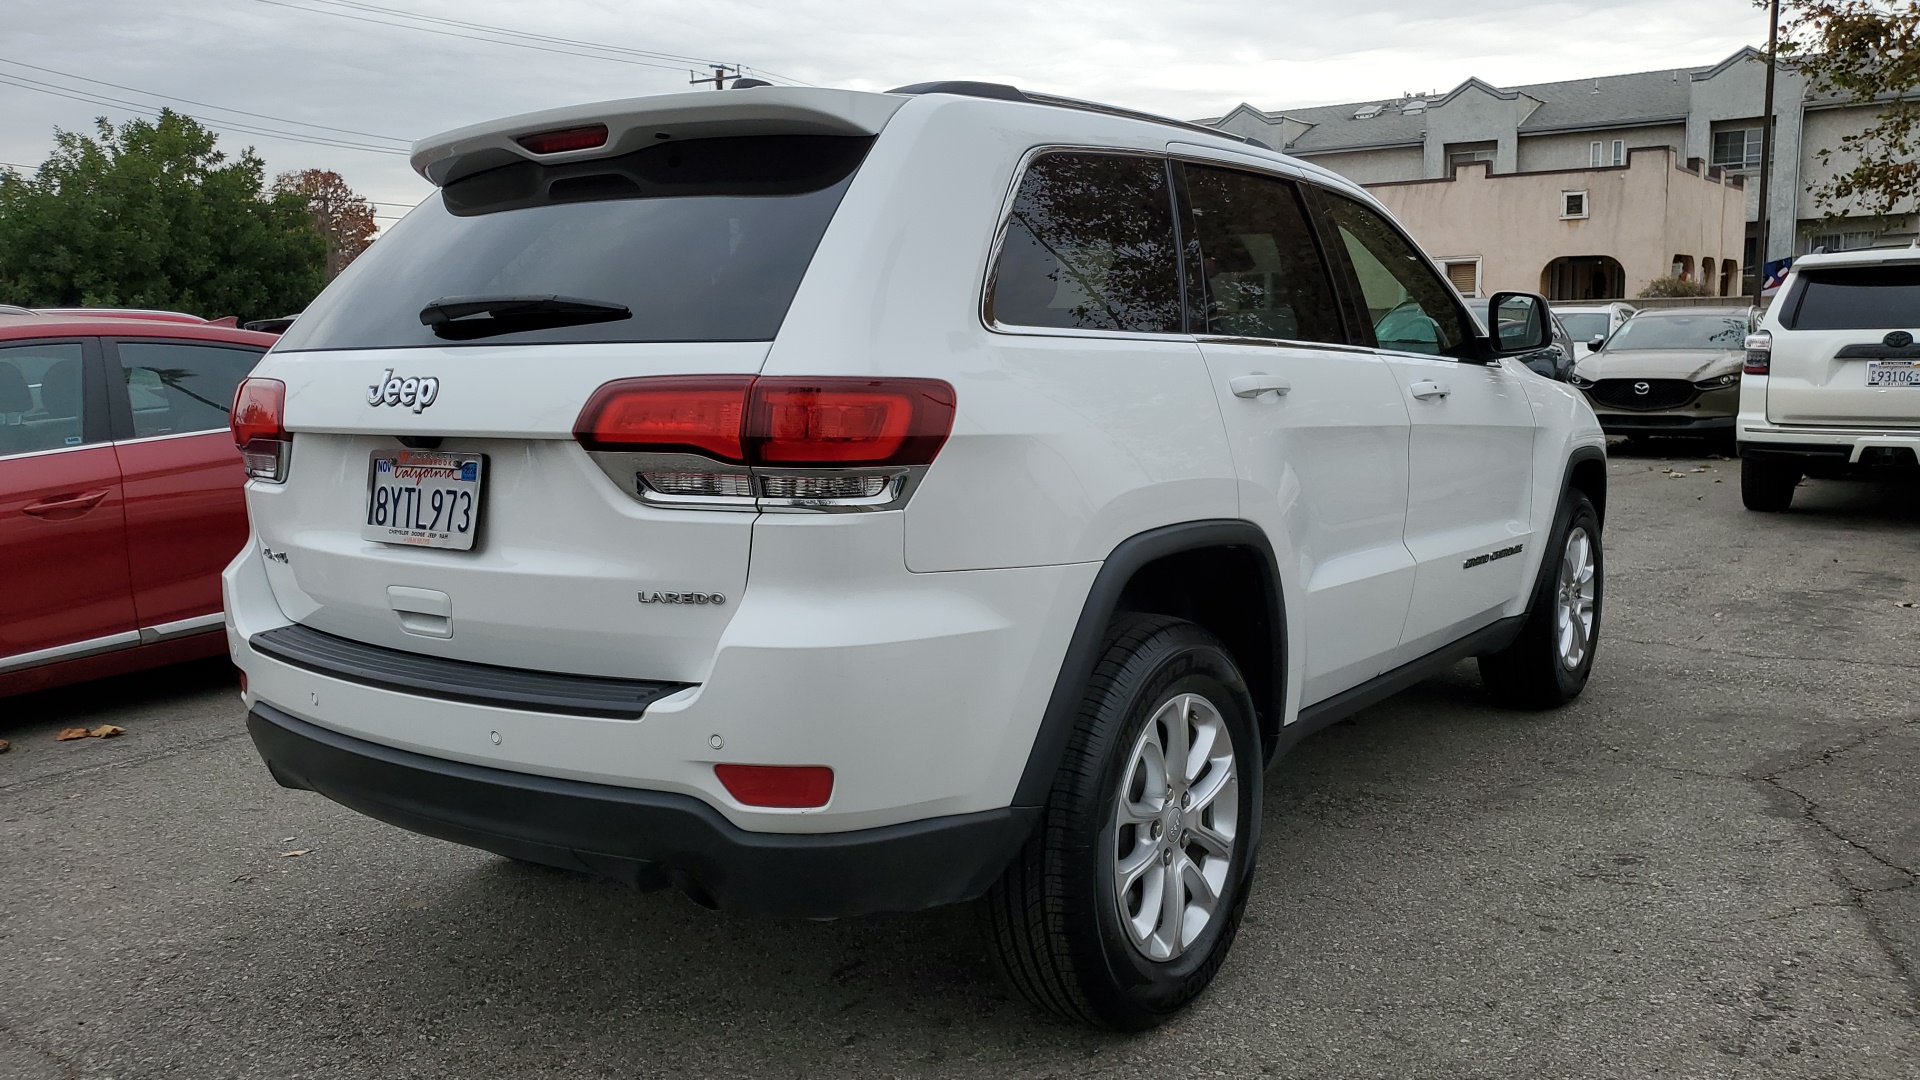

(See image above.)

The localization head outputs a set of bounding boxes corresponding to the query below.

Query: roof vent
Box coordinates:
[1353,104,1384,120]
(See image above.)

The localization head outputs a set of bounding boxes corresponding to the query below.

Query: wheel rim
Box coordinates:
[1111,692,1239,963]
[1555,526,1598,670]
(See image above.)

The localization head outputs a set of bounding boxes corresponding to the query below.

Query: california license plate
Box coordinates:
[362,450,484,550]
[1866,360,1920,387]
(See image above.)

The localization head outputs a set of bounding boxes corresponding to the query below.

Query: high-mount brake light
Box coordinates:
[230,377,289,482]
[514,124,609,155]
[714,764,834,809]
[1744,330,1773,375]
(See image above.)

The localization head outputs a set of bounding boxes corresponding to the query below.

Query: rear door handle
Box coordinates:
[1230,374,1292,399]
[22,489,109,517]
[1409,380,1451,400]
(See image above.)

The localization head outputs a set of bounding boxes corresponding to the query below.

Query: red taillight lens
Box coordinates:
[231,377,289,481]
[574,377,753,461]
[714,764,834,808]
[574,376,955,468]
[514,124,609,155]
[1743,330,1772,375]
[749,378,955,466]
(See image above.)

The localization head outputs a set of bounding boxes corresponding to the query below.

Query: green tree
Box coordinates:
[1772,0,1920,218]
[0,109,324,322]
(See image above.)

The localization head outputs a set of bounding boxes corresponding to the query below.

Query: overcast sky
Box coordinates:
[1,0,1770,222]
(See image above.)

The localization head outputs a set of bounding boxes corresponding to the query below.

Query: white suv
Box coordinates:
[1738,247,1920,510]
[224,83,1608,1029]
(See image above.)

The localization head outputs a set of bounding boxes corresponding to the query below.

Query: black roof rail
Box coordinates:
[885,81,1272,150]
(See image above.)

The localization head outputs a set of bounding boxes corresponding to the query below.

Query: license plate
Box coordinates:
[362,450,484,550]
[1867,360,1920,387]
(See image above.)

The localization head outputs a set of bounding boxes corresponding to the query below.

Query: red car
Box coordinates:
[0,312,277,697]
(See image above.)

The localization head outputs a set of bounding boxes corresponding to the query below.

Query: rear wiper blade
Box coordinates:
[419,294,631,340]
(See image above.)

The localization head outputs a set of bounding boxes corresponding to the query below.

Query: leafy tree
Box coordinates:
[272,168,377,281]
[1638,275,1716,298]
[0,109,324,321]
[1772,0,1920,218]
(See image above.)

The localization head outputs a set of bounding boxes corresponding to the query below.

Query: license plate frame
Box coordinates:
[1866,360,1920,387]
[362,449,486,551]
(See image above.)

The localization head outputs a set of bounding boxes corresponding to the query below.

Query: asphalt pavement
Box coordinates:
[2,443,1916,1079]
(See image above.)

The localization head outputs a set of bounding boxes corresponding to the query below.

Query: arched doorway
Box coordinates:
[1541,256,1626,300]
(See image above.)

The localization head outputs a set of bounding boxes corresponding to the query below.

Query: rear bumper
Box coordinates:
[249,702,1038,917]
[1737,419,1920,473]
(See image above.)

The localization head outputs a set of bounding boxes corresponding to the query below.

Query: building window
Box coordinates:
[1611,139,1625,166]
[1561,190,1589,219]
[1442,259,1481,297]
[1588,140,1624,167]
[1808,229,1879,252]
[1711,128,1763,170]
[1448,148,1494,172]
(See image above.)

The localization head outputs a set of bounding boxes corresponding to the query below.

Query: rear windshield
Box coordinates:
[1784,264,1920,330]
[1606,313,1748,351]
[274,134,874,351]
[1558,312,1610,341]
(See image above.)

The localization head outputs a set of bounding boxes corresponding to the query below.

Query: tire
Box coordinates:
[1478,491,1603,709]
[983,614,1262,1031]
[1741,456,1800,512]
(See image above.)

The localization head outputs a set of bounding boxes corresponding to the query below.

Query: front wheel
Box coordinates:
[983,614,1261,1030]
[1479,492,1603,708]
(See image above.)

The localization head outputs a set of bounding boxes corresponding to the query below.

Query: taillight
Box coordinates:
[514,124,608,155]
[574,376,955,510]
[230,377,289,482]
[1744,330,1772,375]
[714,764,834,808]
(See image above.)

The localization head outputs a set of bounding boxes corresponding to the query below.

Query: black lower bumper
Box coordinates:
[1596,413,1735,435]
[248,703,1038,918]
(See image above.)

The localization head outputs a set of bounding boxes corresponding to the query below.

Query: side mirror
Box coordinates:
[1485,291,1553,355]
[1588,335,1607,351]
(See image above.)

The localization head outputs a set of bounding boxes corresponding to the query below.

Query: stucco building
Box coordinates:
[1203,49,1916,300]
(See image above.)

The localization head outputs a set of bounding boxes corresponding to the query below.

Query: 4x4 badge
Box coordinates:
[367,369,440,413]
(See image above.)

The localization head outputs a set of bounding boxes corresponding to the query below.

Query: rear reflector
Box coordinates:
[714,764,834,808]
[514,124,609,155]
[575,376,954,468]
[230,377,289,482]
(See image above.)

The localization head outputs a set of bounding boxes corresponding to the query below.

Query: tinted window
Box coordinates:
[116,341,264,437]
[1786,265,1920,330]
[0,341,89,456]
[275,135,874,351]
[1607,314,1748,351]
[990,152,1181,333]
[1320,193,1473,357]
[1181,164,1343,343]
[1558,312,1611,341]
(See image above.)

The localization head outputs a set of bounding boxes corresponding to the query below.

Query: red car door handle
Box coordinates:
[22,489,110,517]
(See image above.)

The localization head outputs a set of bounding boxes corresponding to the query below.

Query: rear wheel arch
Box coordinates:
[1014,521,1286,808]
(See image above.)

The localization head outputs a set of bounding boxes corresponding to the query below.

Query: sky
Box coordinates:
[0,0,1772,223]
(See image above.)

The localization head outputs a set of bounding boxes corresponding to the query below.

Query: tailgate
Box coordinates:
[1767,263,1920,426]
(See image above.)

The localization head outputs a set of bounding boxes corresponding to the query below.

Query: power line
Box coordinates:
[0,58,409,143]
[304,0,722,69]
[0,74,409,155]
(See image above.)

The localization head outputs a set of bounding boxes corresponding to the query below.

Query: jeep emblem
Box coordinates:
[367,369,440,413]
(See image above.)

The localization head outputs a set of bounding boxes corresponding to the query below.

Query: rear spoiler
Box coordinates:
[410,87,908,187]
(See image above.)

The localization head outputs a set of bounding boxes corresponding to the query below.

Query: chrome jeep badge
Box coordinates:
[367,369,440,413]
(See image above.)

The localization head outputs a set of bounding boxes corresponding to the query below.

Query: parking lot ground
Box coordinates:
[2,442,1916,1079]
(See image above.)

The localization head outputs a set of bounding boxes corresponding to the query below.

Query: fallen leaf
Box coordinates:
[0,738,10,753]
[280,837,296,844]
[280,849,312,858]
[1899,601,1916,609]
[231,874,255,883]
[88,725,125,738]
[56,728,90,741]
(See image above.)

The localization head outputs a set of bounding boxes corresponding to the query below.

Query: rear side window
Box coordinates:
[1785,265,1920,330]
[1180,163,1343,343]
[275,135,875,351]
[989,152,1182,334]
[114,340,264,437]
[0,341,89,456]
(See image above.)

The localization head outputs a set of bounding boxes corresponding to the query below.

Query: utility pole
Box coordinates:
[690,64,739,90]
[1753,0,1781,303]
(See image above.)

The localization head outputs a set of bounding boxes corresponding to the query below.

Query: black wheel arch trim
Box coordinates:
[1013,519,1286,807]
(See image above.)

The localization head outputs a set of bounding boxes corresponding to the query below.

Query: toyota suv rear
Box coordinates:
[1738,247,1920,510]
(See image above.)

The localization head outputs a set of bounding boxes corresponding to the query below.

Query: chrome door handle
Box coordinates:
[1409,381,1451,400]
[1230,374,1292,399]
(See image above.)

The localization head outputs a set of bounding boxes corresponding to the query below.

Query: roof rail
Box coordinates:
[885,81,1272,150]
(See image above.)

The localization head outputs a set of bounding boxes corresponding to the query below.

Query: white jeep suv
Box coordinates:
[225,83,1608,1029]
[1738,246,1920,510]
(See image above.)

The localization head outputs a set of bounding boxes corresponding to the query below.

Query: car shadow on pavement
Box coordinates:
[2,656,236,734]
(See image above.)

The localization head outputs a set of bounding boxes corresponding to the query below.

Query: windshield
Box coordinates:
[1605,313,1748,351]
[1784,265,1920,330]
[275,134,874,351]
[1559,313,1610,341]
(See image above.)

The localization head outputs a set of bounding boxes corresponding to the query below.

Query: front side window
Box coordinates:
[0,341,89,457]
[115,340,265,438]
[1786,265,1920,329]
[1180,163,1343,343]
[989,152,1182,333]
[1319,193,1474,357]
